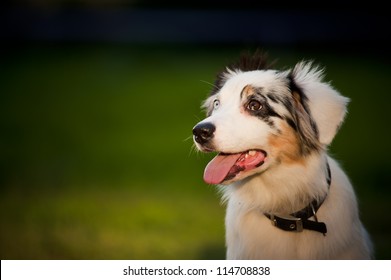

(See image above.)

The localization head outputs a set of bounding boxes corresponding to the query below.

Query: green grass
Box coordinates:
[0,186,225,259]
[0,45,390,259]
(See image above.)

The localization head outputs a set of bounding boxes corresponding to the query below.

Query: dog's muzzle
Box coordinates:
[193,122,215,145]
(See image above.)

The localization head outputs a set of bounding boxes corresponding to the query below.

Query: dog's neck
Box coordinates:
[264,160,331,235]
[222,152,330,215]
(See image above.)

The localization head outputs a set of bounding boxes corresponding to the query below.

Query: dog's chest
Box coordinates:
[225,199,323,259]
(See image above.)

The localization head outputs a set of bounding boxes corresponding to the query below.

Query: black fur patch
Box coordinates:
[287,73,321,154]
[210,71,229,96]
[244,89,283,129]
[288,72,311,117]
[229,49,275,73]
[266,92,279,103]
[210,50,275,97]
[285,116,298,131]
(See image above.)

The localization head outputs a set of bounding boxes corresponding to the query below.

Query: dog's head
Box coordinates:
[193,52,349,185]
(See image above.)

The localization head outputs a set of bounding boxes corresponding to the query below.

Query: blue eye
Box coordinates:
[213,99,220,110]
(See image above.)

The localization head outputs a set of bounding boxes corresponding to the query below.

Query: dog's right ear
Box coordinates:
[289,62,350,146]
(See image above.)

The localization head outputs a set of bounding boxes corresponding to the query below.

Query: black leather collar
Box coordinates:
[264,161,331,235]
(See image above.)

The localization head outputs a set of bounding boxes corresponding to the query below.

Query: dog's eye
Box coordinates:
[247,100,262,111]
[213,99,220,110]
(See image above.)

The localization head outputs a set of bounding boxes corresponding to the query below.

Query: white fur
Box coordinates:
[291,62,350,145]
[224,155,372,259]
[194,62,373,259]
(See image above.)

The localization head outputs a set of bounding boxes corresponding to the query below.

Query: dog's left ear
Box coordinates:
[290,62,350,145]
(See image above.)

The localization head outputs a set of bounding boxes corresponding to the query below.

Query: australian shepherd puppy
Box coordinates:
[192,51,373,259]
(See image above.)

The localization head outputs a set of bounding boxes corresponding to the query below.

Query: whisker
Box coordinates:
[188,144,197,157]
[184,135,201,158]
[183,135,194,142]
[189,143,204,158]
[200,80,219,91]
[193,114,202,122]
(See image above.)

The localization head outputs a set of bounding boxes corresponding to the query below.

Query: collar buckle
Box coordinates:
[270,214,303,232]
[264,160,331,235]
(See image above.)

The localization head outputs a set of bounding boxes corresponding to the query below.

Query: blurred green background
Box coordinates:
[1,1,390,259]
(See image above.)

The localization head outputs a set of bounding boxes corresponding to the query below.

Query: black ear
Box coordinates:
[290,61,349,146]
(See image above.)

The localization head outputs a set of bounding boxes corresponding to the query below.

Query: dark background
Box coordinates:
[1,1,390,259]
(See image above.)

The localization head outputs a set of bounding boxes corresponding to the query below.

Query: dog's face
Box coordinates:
[193,54,349,185]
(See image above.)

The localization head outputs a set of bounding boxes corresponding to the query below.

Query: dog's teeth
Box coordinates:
[248,150,256,156]
[245,154,249,158]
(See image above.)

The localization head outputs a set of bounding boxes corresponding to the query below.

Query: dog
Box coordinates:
[192,51,373,259]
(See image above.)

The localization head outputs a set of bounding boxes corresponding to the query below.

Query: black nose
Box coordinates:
[193,122,216,144]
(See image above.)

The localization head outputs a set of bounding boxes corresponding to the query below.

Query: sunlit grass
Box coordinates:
[0,186,225,259]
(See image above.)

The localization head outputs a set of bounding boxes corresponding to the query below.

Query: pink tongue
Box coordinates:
[203,153,242,185]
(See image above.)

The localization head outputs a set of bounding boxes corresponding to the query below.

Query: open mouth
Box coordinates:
[203,150,267,184]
